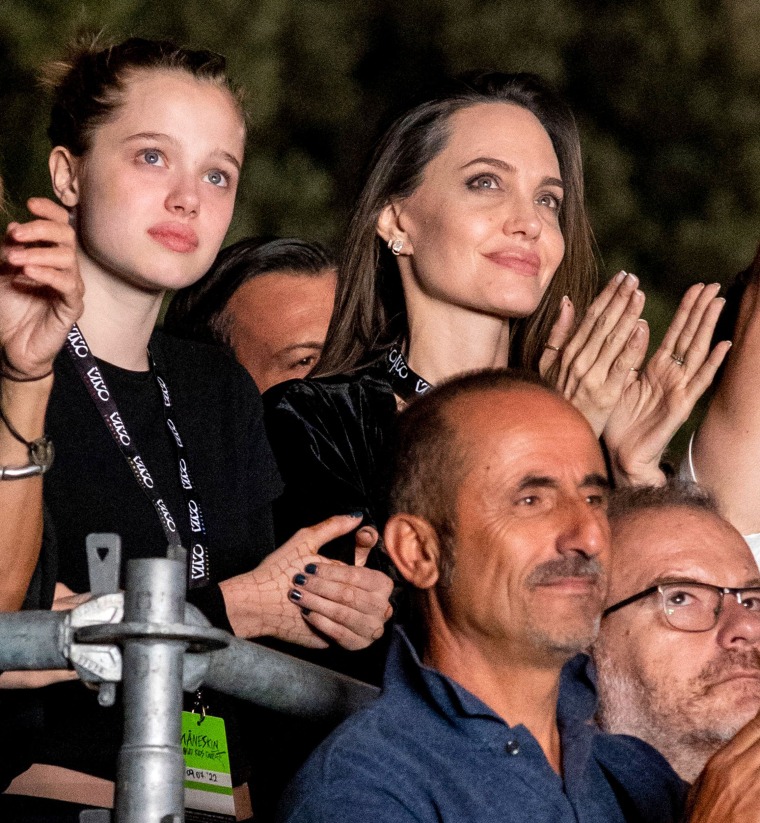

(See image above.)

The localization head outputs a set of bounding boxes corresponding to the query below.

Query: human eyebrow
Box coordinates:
[516,475,558,491]
[280,342,323,354]
[124,131,176,145]
[212,150,242,172]
[581,473,610,490]
[647,576,704,588]
[460,156,564,190]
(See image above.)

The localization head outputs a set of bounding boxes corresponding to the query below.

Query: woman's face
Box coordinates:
[384,102,566,320]
[58,69,245,293]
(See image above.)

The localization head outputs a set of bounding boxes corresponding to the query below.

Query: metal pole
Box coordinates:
[114,556,187,823]
[0,610,68,669]
[202,636,379,722]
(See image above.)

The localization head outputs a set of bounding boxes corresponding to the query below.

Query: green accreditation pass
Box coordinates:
[182,711,236,821]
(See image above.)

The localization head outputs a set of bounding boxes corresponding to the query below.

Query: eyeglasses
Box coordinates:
[602,581,760,632]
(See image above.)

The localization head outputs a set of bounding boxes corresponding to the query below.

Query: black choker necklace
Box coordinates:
[384,346,432,402]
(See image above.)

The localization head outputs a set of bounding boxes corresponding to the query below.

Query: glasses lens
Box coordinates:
[660,583,720,631]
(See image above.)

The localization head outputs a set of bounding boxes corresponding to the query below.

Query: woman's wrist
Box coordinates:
[218,572,269,639]
[1,374,54,460]
[610,453,667,488]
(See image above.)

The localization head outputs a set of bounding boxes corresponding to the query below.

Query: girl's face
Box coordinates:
[57,69,245,293]
[383,102,566,321]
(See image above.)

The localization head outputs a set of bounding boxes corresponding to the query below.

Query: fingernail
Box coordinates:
[304,563,318,575]
[615,271,626,283]
[626,272,638,284]
[293,573,307,585]
[289,589,303,602]
[347,510,363,518]
[635,289,644,299]
[301,607,312,616]
[561,294,570,304]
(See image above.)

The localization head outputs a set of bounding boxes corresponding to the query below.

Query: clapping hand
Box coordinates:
[540,271,648,437]
[603,282,731,486]
[0,197,83,378]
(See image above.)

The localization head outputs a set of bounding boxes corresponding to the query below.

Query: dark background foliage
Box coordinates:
[2,0,759,450]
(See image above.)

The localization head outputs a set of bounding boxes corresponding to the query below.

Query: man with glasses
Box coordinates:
[593,481,760,782]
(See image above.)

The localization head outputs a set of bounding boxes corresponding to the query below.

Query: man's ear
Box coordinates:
[384,513,440,589]
[49,146,81,207]
[376,201,414,256]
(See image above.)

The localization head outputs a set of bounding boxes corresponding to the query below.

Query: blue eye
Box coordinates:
[204,170,229,188]
[141,149,163,166]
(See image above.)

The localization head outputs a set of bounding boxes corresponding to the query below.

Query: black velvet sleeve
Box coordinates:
[262,372,398,560]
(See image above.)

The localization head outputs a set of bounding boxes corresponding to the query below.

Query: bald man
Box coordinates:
[593,481,760,782]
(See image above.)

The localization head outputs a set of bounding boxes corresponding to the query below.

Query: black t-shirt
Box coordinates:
[4,331,282,783]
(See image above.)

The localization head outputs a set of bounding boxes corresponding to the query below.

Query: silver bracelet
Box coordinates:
[0,401,55,481]
[0,457,49,480]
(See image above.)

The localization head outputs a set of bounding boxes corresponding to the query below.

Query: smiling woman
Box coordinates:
[262,74,594,575]
[264,69,731,595]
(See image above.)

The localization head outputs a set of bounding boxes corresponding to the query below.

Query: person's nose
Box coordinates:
[165,170,200,217]
[716,594,760,650]
[555,497,610,561]
[503,192,542,240]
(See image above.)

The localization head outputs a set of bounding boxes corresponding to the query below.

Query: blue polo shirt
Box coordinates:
[280,628,686,823]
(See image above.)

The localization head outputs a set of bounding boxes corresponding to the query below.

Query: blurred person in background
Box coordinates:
[165,236,337,392]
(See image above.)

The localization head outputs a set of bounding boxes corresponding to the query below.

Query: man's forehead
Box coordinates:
[452,388,606,480]
[610,506,758,595]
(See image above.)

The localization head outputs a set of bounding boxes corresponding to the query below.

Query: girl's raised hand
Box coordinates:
[0,197,83,378]
[539,271,648,436]
[603,282,731,486]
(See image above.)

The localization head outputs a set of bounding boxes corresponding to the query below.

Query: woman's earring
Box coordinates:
[388,238,404,256]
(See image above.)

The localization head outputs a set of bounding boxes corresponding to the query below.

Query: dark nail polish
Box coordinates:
[304,563,318,575]
[293,573,307,585]
[301,607,311,616]
[289,589,302,602]
[347,510,363,518]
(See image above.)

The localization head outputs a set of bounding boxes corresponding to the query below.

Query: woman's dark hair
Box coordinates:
[163,236,336,346]
[43,35,246,155]
[315,71,597,377]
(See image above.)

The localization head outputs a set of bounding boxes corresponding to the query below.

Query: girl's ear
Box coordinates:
[376,201,414,256]
[384,513,441,589]
[49,147,81,207]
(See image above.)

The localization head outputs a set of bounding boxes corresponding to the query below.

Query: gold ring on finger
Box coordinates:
[544,344,561,352]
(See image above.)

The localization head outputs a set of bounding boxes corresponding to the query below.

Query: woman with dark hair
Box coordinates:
[0,36,391,820]
[265,71,729,565]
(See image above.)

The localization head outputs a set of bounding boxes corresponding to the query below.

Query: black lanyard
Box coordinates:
[65,324,210,588]
[384,345,432,402]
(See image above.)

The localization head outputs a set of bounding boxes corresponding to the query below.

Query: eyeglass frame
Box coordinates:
[602,581,760,632]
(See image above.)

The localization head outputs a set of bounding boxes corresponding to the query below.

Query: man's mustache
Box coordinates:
[526,554,605,589]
